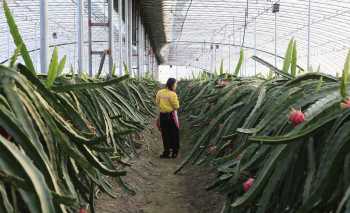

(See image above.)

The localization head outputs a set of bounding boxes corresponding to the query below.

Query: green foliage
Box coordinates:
[316,76,323,92]
[234,48,244,76]
[0,4,158,212]
[291,40,297,77]
[282,38,295,73]
[3,0,35,73]
[341,50,350,98]
[112,64,116,76]
[45,48,66,88]
[219,59,224,75]
[45,48,59,88]
[56,56,66,77]
[282,38,297,77]
[123,62,129,75]
[9,43,22,68]
[175,51,350,212]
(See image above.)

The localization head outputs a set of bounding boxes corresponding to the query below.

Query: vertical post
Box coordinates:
[210,45,213,72]
[141,20,145,76]
[307,0,311,71]
[232,16,235,46]
[128,0,133,76]
[149,39,152,76]
[214,46,217,72]
[228,43,231,73]
[230,16,235,73]
[125,0,129,74]
[137,10,143,77]
[77,0,84,75]
[254,17,257,75]
[108,0,114,75]
[35,22,39,70]
[145,34,148,73]
[118,0,123,76]
[88,0,93,76]
[40,0,48,73]
[274,12,277,68]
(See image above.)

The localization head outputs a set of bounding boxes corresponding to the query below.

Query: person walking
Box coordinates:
[156,78,180,158]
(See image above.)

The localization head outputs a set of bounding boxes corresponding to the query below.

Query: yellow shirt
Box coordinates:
[156,88,180,113]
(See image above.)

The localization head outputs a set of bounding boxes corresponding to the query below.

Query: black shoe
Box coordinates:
[160,154,170,159]
[171,152,178,158]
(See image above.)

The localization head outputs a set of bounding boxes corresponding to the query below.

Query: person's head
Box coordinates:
[166,78,177,91]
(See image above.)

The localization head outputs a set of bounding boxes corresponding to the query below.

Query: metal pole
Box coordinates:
[77,0,84,75]
[40,0,48,73]
[141,20,145,76]
[307,0,311,71]
[108,0,114,75]
[274,12,277,67]
[118,0,123,76]
[214,47,217,72]
[33,22,39,70]
[137,9,142,77]
[128,0,133,76]
[125,0,129,74]
[88,0,93,76]
[232,16,235,46]
[254,18,257,75]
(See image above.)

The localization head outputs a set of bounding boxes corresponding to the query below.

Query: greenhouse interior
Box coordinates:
[1,0,350,212]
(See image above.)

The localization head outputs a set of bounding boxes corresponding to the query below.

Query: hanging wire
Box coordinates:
[176,0,193,42]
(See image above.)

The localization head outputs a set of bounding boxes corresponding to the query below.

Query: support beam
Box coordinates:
[108,0,114,75]
[128,0,133,76]
[88,0,93,76]
[140,19,145,77]
[307,0,311,71]
[77,0,84,75]
[137,8,142,77]
[125,0,129,73]
[40,0,48,73]
[254,18,257,75]
[118,0,123,76]
[274,12,277,67]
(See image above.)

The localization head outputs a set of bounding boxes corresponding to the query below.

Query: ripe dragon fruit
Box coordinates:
[243,178,254,192]
[340,98,350,109]
[207,145,217,155]
[79,208,88,213]
[79,204,89,213]
[288,108,305,126]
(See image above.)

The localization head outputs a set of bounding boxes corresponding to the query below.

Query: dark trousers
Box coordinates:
[160,112,180,155]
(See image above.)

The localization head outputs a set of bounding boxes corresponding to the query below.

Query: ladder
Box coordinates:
[87,0,114,77]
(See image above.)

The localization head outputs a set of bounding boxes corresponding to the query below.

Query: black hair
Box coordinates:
[166,78,177,91]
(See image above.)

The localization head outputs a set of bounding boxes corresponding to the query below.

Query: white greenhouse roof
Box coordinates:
[1,1,350,76]
[159,0,350,76]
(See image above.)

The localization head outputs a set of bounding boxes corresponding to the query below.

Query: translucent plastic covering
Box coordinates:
[0,0,124,74]
[160,0,350,76]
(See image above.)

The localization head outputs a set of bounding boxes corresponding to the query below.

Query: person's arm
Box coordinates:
[170,93,180,110]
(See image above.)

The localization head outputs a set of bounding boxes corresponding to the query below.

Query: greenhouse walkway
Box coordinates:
[95,120,224,213]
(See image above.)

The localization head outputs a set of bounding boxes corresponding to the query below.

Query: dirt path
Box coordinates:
[95,121,224,213]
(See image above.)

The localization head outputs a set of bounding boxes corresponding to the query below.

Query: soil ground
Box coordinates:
[95,120,225,213]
